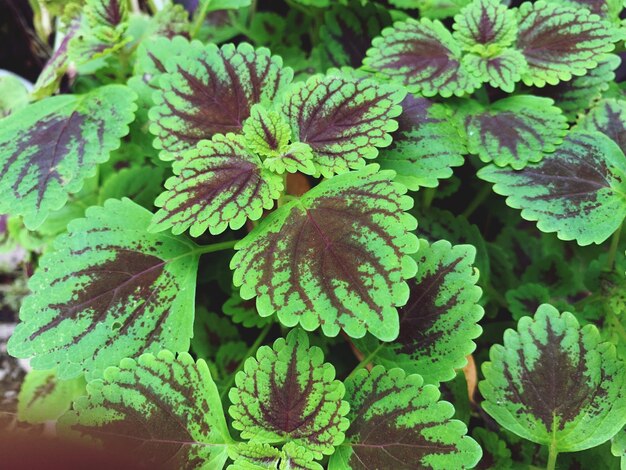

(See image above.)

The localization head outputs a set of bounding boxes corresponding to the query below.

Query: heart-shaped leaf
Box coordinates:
[478,131,626,245]
[59,350,233,469]
[377,94,466,190]
[282,73,405,177]
[480,304,626,452]
[231,165,418,341]
[150,133,283,237]
[364,18,481,97]
[453,0,518,50]
[228,329,349,460]
[464,95,568,169]
[8,199,200,379]
[0,85,136,229]
[329,365,482,469]
[515,1,619,87]
[150,42,293,161]
[355,239,483,384]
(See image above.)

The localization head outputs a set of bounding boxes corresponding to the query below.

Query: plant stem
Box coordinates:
[345,344,383,382]
[220,323,272,400]
[422,188,436,209]
[193,239,239,256]
[190,0,212,39]
[462,184,491,219]
[546,439,559,470]
[606,223,623,271]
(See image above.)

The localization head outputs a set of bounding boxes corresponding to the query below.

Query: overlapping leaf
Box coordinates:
[228,329,349,460]
[8,199,200,379]
[577,98,626,153]
[0,74,29,117]
[59,350,233,469]
[231,166,418,341]
[515,1,620,87]
[453,0,517,50]
[480,304,626,452]
[365,18,480,97]
[281,73,405,177]
[223,290,274,329]
[355,240,483,384]
[192,308,239,360]
[558,0,624,22]
[150,42,293,161]
[478,131,626,245]
[329,366,482,469]
[462,49,527,92]
[0,85,136,229]
[377,94,466,190]
[464,95,568,169]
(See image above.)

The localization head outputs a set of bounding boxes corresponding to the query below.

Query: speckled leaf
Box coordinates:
[453,0,518,50]
[532,54,621,121]
[515,1,620,87]
[355,240,483,384]
[228,329,349,460]
[59,350,233,469]
[243,104,291,158]
[150,42,293,161]
[231,166,419,341]
[464,95,568,169]
[263,143,316,176]
[480,304,626,452]
[150,134,283,237]
[282,73,405,177]
[223,290,274,329]
[329,366,482,469]
[462,49,527,92]
[556,0,624,22]
[318,2,391,69]
[0,85,136,229]
[478,131,626,245]
[377,94,466,190]
[228,442,281,469]
[577,98,626,154]
[17,369,86,424]
[8,199,200,380]
[364,18,481,97]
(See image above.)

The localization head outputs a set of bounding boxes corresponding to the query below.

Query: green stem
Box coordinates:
[220,323,272,400]
[345,344,383,382]
[546,439,559,470]
[422,188,436,209]
[192,239,239,256]
[190,0,212,39]
[606,223,623,271]
[462,184,491,219]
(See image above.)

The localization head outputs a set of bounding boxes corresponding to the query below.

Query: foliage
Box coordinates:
[3,0,626,468]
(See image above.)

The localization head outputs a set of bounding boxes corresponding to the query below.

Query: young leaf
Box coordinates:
[515,1,619,87]
[480,304,626,452]
[59,350,233,468]
[364,18,481,97]
[478,131,626,245]
[453,0,518,51]
[150,42,293,161]
[150,134,283,237]
[17,369,86,424]
[263,143,316,176]
[223,290,274,329]
[462,49,527,93]
[231,166,419,341]
[243,104,291,158]
[377,94,466,190]
[329,365,482,469]
[355,239,483,384]
[577,98,626,153]
[8,199,200,379]
[228,329,349,460]
[281,73,405,177]
[0,85,136,229]
[464,95,568,169]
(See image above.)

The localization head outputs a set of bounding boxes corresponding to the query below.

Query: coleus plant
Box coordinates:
[1,0,626,468]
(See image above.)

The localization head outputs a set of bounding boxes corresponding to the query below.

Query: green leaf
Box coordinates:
[223,290,274,329]
[228,442,281,469]
[364,18,481,97]
[8,199,200,379]
[480,304,626,452]
[0,74,29,116]
[0,85,136,229]
[515,0,620,87]
[282,73,405,177]
[59,350,233,468]
[611,426,626,468]
[329,365,482,469]
[462,49,527,93]
[243,104,291,158]
[263,143,316,176]
[531,54,621,121]
[355,239,483,384]
[505,283,551,321]
[150,42,293,161]
[478,131,626,245]
[453,0,518,51]
[228,329,349,460]
[577,98,626,154]
[192,308,239,360]
[471,427,514,470]
[99,166,165,209]
[464,95,568,169]
[231,165,418,341]
[150,133,283,237]
[554,0,624,22]
[17,369,86,424]
[377,94,466,190]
